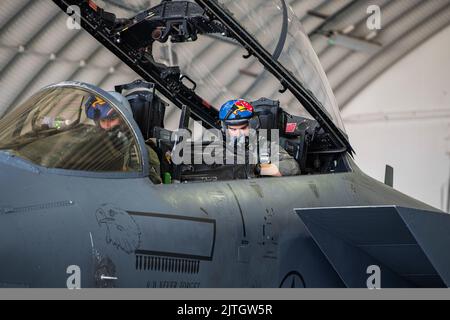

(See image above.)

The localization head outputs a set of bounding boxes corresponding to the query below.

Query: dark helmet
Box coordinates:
[219,99,254,127]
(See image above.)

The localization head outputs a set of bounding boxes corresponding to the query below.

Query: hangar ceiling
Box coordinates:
[1,0,450,124]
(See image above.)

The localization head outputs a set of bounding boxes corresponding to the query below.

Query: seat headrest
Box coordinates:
[108,91,133,115]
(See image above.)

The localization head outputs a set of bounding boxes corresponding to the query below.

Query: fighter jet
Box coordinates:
[0,0,449,288]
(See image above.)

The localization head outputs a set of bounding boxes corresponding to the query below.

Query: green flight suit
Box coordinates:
[146,144,162,184]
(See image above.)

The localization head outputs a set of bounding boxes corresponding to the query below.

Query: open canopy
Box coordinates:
[216,0,345,131]
[51,0,352,152]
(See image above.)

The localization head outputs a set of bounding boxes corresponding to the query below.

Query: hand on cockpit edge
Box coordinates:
[257,163,282,177]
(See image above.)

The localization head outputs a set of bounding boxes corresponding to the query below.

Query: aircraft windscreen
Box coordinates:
[0,86,143,173]
[215,0,346,131]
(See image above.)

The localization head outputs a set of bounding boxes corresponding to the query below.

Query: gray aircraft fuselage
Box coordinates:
[1,0,449,289]
[0,152,445,288]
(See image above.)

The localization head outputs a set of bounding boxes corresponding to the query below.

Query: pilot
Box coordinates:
[85,96,162,184]
[219,99,300,177]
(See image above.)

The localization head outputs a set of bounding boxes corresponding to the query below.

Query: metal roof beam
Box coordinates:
[338,3,450,109]
[0,0,31,35]
[10,31,85,109]
[324,0,423,78]
[308,0,363,37]
[0,6,61,85]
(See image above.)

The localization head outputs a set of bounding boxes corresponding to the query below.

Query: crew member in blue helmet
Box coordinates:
[85,95,162,184]
[219,99,300,177]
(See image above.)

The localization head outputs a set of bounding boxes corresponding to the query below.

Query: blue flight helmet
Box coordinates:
[85,96,119,121]
[219,99,255,128]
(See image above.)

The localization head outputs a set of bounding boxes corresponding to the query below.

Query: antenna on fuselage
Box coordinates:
[384,165,394,188]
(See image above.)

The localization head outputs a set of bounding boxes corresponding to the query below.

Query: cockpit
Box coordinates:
[0,79,350,183]
[0,0,353,182]
[0,84,144,175]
